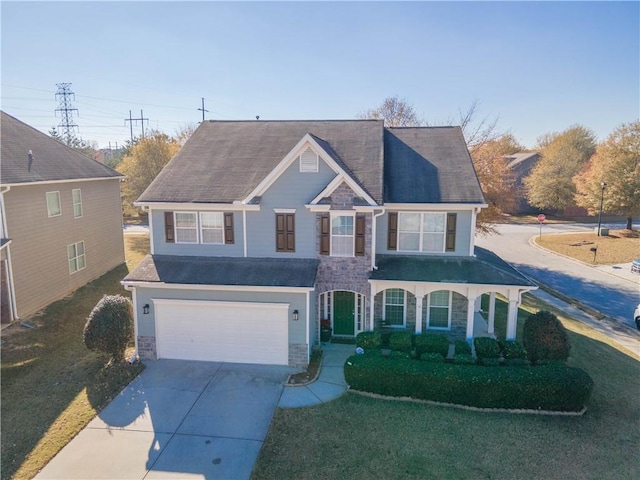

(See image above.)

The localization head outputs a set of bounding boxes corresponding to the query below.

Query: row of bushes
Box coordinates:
[357,310,571,366]
[344,352,593,412]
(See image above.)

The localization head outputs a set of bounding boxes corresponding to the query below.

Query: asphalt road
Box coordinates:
[476,222,640,328]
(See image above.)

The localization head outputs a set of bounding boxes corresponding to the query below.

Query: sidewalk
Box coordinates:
[278,343,354,408]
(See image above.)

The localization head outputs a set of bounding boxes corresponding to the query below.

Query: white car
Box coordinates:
[635,304,640,330]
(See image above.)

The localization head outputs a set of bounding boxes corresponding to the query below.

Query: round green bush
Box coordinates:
[499,340,527,360]
[83,294,133,362]
[454,339,472,355]
[414,333,449,357]
[356,331,382,351]
[523,311,571,364]
[389,332,412,353]
[473,337,501,359]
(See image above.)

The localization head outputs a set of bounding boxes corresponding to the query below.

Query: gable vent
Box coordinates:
[299,147,318,173]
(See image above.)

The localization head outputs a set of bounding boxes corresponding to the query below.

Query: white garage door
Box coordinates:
[153,299,289,365]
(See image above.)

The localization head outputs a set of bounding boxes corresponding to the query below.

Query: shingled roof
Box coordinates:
[123,255,319,288]
[138,120,385,204]
[1,111,122,185]
[383,127,485,204]
[137,120,486,206]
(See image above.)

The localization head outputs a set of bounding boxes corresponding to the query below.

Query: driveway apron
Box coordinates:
[35,360,293,480]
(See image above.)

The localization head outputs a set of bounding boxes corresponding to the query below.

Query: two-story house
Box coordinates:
[122,120,536,367]
[1,111,125,323]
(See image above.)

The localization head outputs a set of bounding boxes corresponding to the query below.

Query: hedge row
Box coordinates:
[344,352,593,412]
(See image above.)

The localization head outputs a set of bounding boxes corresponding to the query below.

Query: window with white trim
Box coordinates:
[46,191,61,217]
[427,290,451,329]
[72,189,83,218]
[299,147,318,172]
[68,241,86,274]
[175,212,198,243]
[398,212,446,252]
[199,212,224,244]
[331,214,354,257]
[384,288,405,326]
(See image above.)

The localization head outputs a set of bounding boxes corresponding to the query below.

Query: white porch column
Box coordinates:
[415,295,423,334]
[506,300,518,340]
[488,292,496,335]
[465,293,477,341]
[474,296,482,312]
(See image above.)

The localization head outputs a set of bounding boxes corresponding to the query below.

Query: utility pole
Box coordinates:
[124,110,149,142]
[54,83,79,143]
[198,97,209,122]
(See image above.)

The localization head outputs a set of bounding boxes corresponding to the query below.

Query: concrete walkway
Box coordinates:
[279,343,354,408]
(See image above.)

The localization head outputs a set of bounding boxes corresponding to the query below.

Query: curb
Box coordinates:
[284,350,324,387]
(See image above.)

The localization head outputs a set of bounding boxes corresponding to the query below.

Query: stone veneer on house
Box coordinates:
[314,182,374,335]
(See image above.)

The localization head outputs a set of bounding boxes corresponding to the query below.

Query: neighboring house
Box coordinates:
[123,120,536,367]
[504,151,540,214]
[0,111,125,323]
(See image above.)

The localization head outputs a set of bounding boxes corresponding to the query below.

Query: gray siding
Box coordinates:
[376,209,473,256]
[5,179,124,318]
[246,159,335,258]
[151,210,244,257]
[134,286,310,344]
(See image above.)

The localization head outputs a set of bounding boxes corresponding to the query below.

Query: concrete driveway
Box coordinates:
[36,360,293,480]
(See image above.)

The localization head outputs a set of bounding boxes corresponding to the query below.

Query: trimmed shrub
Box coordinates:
[344,353,594,412]
[480,357,501,367]
[505,358,529,367]
[356,331,382,351]
[452,354,476,365]
[389,332,412,353]
[421,352,445,363]
[523,311,571,364]
[454,339,472,355]
[414,333,449,357]
[83,295,133,362]
[474,337,501,359]
[500,340,527,360]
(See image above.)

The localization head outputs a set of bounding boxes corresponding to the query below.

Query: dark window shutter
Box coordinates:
[286,214,295,252]
[164,212,175,243]
[276,213,295,252]
[355,214,366,256]
[446,213,457,252]
[224,213,234,244]
[387,212,398,251]
[320,214,330,255]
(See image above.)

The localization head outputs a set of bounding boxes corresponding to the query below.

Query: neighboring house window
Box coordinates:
[175,212,198,243]
[46,191,61,217]
[72,189,83,218]
[68,241,86,274]
[299,147,318,172]
[383,288,405,326]
[331,214,354,257]
[275,213,295,252]
[200,212,224,244]
[389,212,457,253]
[427,290,451,329]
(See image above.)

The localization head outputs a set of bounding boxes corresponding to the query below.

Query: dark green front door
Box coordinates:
[333,291,355,336]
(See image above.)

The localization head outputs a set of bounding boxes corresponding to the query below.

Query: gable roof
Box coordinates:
[383,127,485,204]
[1,111,122,185]
[138,120,385,204]
[505,151,540,169]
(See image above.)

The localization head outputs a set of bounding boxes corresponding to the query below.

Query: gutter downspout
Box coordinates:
[471,206,482,256]
[1,186,18,321]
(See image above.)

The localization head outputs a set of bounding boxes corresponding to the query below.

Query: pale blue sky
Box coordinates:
[2,1,638,149]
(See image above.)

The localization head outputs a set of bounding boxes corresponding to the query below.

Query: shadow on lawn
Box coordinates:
[0,264,141,480]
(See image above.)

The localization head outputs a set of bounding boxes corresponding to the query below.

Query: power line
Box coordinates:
[54,83,78,141]
[198,97,209,122]
[124,109,149,142]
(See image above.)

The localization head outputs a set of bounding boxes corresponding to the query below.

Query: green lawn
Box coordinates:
[1,235,149,480]
[253,295,640,480]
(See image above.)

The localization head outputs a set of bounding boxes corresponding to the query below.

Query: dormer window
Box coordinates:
[299,147,318,173]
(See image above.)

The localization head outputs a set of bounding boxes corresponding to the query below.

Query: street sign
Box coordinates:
[537,214,546,223]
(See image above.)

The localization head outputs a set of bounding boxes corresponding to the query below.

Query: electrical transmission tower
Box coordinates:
[54,83,79,142]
